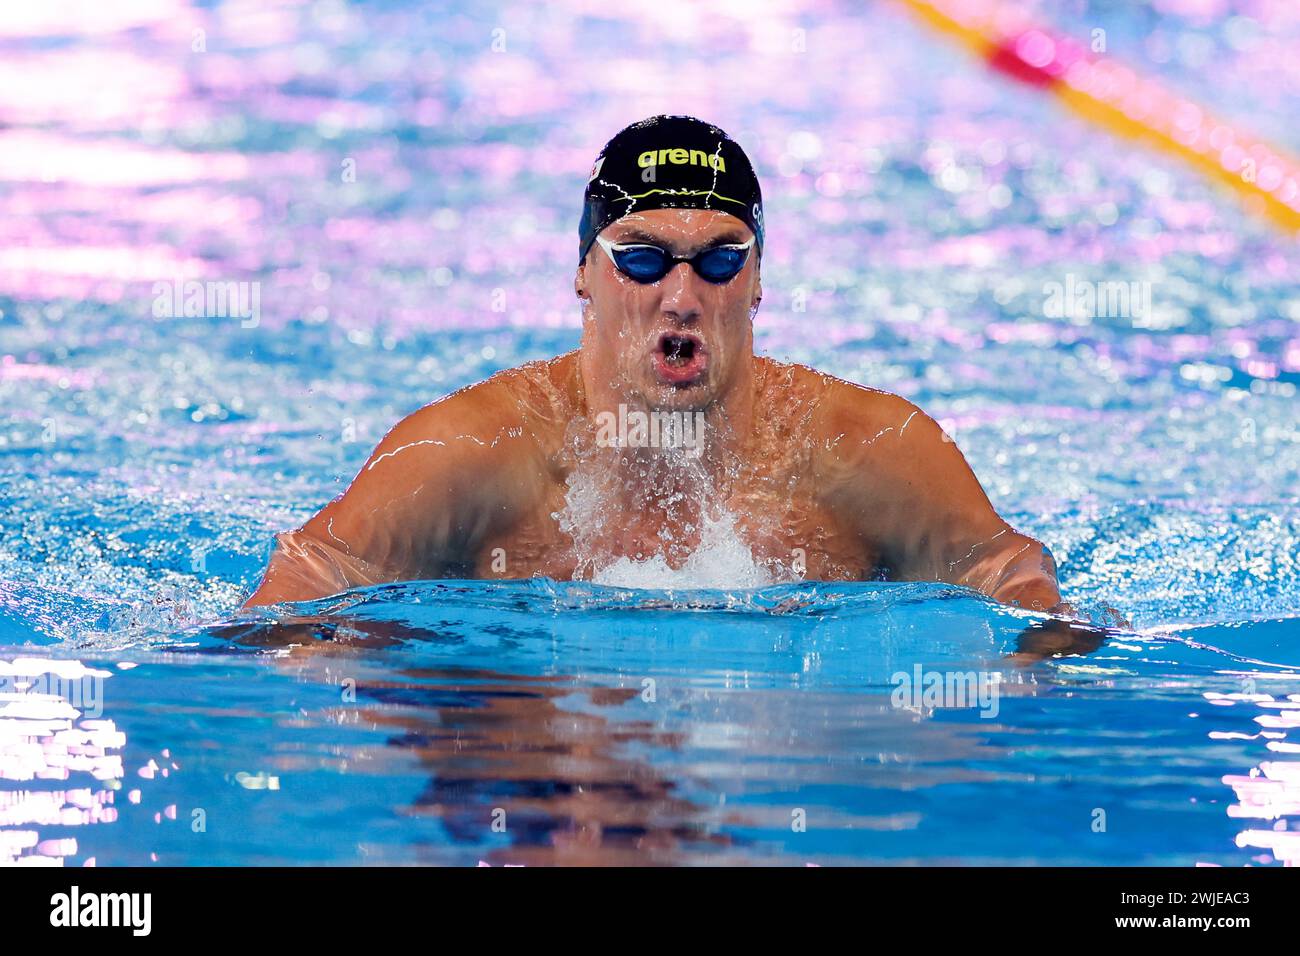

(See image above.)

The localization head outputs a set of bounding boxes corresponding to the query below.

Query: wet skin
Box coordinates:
[245,208,1104,640]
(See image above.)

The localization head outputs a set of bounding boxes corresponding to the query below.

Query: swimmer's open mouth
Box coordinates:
[653,332,708,384]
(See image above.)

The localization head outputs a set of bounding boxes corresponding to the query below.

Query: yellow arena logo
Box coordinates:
[637,148,726,172]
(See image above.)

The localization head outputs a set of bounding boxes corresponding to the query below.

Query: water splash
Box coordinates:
[552,406,794,589]
[592,508,777,589]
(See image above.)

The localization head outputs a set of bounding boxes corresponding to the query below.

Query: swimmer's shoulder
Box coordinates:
[755,356,926,441]
[758,358,950,476]
[298,357,573,570]
[336,354,577,533]
[394,351,580,452]
[821,377,930,445]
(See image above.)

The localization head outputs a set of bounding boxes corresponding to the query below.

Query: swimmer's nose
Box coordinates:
[659,261,703,326]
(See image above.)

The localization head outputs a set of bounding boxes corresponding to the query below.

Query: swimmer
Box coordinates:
[244,114,1109,641]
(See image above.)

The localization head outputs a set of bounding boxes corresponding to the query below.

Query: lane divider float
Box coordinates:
[897,0,1300,233]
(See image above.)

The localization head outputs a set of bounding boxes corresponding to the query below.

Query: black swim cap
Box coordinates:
[578,115,764,265]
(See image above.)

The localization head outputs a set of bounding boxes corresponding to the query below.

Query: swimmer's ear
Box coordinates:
[574,263,589,301]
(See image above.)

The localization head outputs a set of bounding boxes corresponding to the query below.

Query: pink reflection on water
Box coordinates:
[0,52,186,126]
[1205,690,1300,866]
[0,0,184,37]
[0,356,98,389]
[0,132,248,188]
[0,658,124,865]
[0,246,210,283]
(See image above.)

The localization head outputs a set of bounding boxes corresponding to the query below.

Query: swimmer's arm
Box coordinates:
[819,388,1067,613]
[242,384,534,608]
[887,409,1067,611]
[241,528,396,608]
[947,527,1066,613]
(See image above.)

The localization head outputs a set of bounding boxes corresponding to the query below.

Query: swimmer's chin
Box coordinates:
[637,379,718,413]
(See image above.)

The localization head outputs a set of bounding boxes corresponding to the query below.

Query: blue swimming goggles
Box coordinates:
[595,235,755,284]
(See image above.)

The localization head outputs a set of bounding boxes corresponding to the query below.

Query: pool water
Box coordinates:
[2,0,1299,865]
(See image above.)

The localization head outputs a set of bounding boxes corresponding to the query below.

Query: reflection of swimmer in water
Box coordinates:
[244,115,1110,639]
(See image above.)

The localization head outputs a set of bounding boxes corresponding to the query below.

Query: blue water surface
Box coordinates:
[1,0,1299,865]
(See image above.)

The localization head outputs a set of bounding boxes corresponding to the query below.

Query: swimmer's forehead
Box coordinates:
[602,209,753,253]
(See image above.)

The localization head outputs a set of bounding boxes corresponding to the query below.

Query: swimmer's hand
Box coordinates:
[211,613,429,651]
[1006,601,1130,667]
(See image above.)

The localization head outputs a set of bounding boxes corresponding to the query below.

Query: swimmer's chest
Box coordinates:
[728,483,883,580]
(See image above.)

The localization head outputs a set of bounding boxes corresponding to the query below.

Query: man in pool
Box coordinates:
[244,114,1101,641]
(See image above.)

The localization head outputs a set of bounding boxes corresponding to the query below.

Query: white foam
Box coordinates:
[553,434,780,591]
[592,510,776,590]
